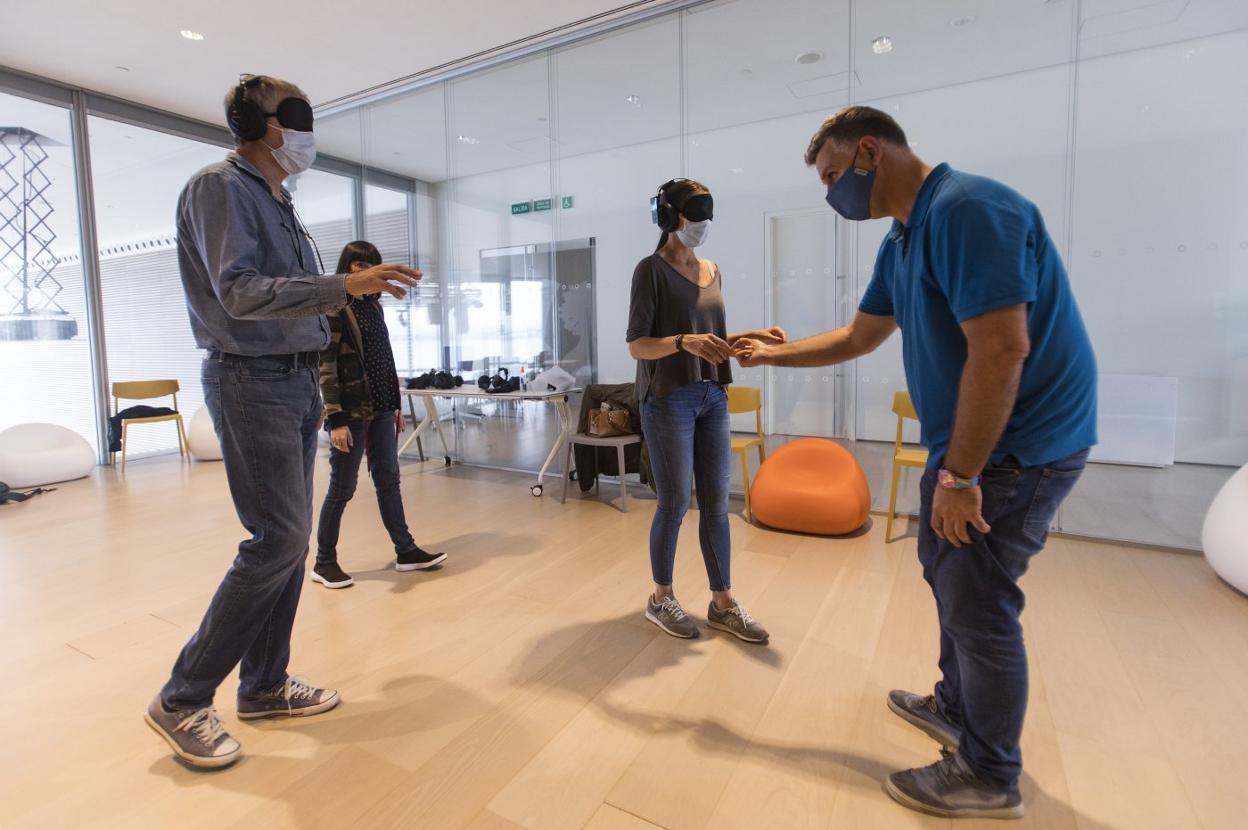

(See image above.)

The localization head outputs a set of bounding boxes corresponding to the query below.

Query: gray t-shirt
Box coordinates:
[626,253,732,401]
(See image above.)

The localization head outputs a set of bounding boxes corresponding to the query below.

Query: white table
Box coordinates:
[399,387,579,496]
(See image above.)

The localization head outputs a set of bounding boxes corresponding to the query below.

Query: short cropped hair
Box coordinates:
[804,106,909,166]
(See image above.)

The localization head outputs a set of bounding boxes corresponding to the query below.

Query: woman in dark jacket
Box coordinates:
[313,241,445,588]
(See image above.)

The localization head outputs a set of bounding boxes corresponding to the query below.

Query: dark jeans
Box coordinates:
[640,381,732,592]
[918,449,1089,790]
[316,412,415,565]
[161,355,322,710]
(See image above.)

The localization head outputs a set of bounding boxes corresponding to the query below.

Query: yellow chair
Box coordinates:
[112,380,188,472]
[727,386,766,522]
[886,390,929,542]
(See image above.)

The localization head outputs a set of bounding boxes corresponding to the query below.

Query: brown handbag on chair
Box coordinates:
[588,402,633,437]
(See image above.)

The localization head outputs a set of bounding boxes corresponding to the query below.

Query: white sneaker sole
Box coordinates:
[886,696,961,752]
[236,690,341,721]
[645,609,699,639]
[310,571,354,589]
[884,776,1025,820]
[396,552,447,571]
[706,618,769,644]
[144,710,241,769]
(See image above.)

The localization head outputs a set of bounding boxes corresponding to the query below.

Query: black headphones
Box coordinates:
[650,178,687,233]
[227,74,315,142]
[227,75,268,142]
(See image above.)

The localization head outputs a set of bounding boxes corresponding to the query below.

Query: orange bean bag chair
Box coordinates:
[750,438,871,535]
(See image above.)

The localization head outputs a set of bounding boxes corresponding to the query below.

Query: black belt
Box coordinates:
[209,350,320,368]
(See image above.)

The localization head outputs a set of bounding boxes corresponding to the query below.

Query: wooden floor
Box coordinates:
[2,454,1245,830]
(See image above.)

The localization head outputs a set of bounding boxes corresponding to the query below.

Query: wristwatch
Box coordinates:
[674,334,686,353]
[938,468,982,490]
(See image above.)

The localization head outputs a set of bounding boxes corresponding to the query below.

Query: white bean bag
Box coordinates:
[0,423,95,488]
[1203,463,1248,595]
[187,406,222,461]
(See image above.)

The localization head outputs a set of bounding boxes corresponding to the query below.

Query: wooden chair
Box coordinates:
[886,390,929,542]
[111,380,188,472]
[727,386,766,522]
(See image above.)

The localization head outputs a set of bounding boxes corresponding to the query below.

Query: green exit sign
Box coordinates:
[511,201,532,215]
[533,198,553,212]
[561,195,574,209]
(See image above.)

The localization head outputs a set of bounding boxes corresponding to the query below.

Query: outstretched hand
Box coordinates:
[345,263,422,300]
[732,337,774,367]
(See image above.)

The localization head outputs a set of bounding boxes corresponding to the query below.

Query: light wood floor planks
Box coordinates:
[1,454,1243,829]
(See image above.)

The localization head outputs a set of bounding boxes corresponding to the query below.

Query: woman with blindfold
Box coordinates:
[625,178,786,644]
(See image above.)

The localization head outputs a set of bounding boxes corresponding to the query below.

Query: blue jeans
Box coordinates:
[316,412,416,564]
[161,355,322,709]
[640,382,732,591]
[918,449,1089,790]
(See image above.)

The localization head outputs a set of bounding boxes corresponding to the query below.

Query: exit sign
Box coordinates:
[511,201,532,215]
[533,198,553,212]
[561,195,574,209]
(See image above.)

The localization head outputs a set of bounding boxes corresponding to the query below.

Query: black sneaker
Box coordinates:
[310,561,354,589]
[886,753,1024,820]
[396,546,447,572]
[888,689,961,751]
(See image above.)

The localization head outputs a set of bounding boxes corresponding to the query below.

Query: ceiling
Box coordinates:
[0,0,645,125]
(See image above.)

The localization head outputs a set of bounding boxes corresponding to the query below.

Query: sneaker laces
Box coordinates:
[177,707,227,746]
[728,603,756,627]
[277,676,320,715]
[932,754,976,788]
[659,596,688,621]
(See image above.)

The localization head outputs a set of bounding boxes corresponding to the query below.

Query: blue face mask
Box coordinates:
[825,148,876,221]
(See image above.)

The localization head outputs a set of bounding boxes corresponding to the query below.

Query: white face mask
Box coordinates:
[265,128,317,176]
[675,219,711,248]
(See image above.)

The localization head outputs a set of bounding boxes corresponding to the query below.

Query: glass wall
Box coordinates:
[0,91,96,450]
[320,0,1248,550]
[87,115,222,457]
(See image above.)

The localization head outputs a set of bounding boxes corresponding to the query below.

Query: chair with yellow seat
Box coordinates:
[886,390,929,542]
[111,380,188,472]
[727,386,766,522]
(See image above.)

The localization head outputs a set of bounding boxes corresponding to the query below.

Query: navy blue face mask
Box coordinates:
[825,148,876,221]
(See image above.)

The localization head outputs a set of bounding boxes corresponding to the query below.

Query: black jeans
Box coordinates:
[918,449,1089,790]
[316,413,416,565]
[162,355,320,709]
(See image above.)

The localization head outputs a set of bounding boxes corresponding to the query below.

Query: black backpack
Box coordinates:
[0,481,54,504]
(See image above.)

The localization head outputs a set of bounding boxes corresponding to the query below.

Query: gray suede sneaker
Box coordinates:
[145,695,241,769]
[886,753,1024,820]
[706,600,769,644]
[888,689,962,751]
[645,593,699,639]
[236,676,340,721]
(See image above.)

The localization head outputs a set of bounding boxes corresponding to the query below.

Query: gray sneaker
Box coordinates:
[706,600,770,644]
[236,676,341,721]
[144,695,241,769]
[888,689,962,751]
[886,753,1024,820]
[645,593,699,639]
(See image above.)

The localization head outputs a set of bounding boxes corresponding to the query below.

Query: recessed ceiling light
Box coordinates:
[739,68,754,78]
[536,116,548,122]
[114,65,131,72]
[950,15,976,27]
[795,51,823,65]
[456,135,479,145]
[872,36,893,54]
[729,167,745,174]
[625,94,642,106]
[180,29,204,41]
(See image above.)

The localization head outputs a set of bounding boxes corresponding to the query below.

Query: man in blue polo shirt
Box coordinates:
[735,106,1096,820]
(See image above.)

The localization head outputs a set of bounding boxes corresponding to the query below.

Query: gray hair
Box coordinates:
[223,75,309,145]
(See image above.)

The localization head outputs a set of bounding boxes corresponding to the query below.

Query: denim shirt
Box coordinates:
[176,152,348,356]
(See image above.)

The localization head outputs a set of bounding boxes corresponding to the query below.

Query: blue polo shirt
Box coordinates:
[859,163,1097,469]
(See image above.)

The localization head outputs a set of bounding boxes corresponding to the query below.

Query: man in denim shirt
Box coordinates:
[736,107,1096,820]
[145,75,421,769]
